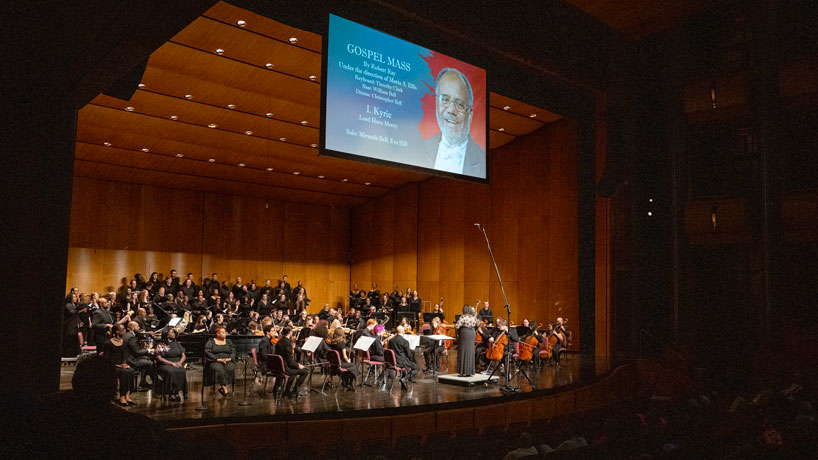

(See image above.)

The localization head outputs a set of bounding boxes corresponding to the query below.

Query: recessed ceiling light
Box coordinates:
[308,75,317,81]
[138,83,146,89]
[342,178,348,182]
[301,120,308,125]
[208,123,217,128]
[125,106,134,112]
[141,148,150,152]
[265,63,274,69]
[169,115,178,120]
[265,112,274,117]
[310,143,317,148]
[244,130,253,135]
[236,20,246,27]
[227,104,236,109]
[184,94,193,99]
[208,158,216,163]
[238,163,245,167]
[503,105,510,110]
[293,171,300,175]
[318,175,324,179]
[365,182,371,185]
[215,48,225,55]
[498,128,505,132]
[103,142,111,147]
[266,167,274,171]
[175,153,184,158]
[288,37,298,43]
[529,113,537,118]
[279,137,286,141]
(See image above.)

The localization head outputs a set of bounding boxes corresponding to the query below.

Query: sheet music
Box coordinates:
[353,336,376,351]
[406,334,421,350]
[301,336,323,353]
[425,334,454,341]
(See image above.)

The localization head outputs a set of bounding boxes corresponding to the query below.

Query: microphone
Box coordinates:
[474,223,480,228]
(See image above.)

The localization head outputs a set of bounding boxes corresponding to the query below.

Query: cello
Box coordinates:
[485,330,508,361]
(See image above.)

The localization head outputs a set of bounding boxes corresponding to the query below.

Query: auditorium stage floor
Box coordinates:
[60,352,608,423]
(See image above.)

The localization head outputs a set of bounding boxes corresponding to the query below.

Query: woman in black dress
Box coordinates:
[328,328,359,390]
[156,329,188,401]
[63,293,80,357]
[455,305,480,377]
[205,325,235,396]
[101,323,136,406]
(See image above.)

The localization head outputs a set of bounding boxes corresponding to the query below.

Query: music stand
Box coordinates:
[301,336,325,395]
[422,313,444,323]
[397,312,418,331]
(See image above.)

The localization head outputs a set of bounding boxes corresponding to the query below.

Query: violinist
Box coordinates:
[422,316,447,373]
[274,327,308,398]
[362,318,385,362]
[257,324,277,374]
[294,309,309,328]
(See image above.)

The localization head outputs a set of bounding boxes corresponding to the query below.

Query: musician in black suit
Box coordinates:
[478,301,493,323]
[257,324,276,373]
[124,321,156,389]
[91,298,123,344]
[362,319,384,362]
[388,325,417,389]
[275,327,308,397]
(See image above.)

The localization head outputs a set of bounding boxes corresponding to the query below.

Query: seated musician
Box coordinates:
[317,303,331,320]
[91,298,124,344]
[422,316,447,373]
[209,313,228,333]
[273,293,288,313]
[328,328,359,390]
[123,321,156,390]
[551,317,567,367]
[155,329,187,401]
[257,324,276,374]
[487,318,518,372]
[362,318,385,362]
[344,307,357,327]
[101,323,137,406]
[475,321,492,370]
[274,326,308,398]
[294,309,309,327]
[205,325,235,396]
[387,325,418,389]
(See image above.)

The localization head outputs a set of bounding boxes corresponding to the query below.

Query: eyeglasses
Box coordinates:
[437,94,471,113]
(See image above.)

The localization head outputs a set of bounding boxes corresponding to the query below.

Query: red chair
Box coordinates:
[266,354,290,399]
[323,350,349,393]
[358,349,385,386]
[383,349,410,390]
[78,332,96,353]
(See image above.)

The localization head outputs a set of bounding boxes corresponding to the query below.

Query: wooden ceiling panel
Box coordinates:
[203,1,323,53]
[489,107,545,137]
[489,131,516,150]
[490,93,562,123]
[171,16,322,83]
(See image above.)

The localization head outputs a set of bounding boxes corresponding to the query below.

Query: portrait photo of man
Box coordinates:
[423,67,486,178]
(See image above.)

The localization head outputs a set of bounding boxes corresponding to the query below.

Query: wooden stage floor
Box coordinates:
[60,351,607,423]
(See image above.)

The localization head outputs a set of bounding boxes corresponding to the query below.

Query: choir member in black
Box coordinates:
[169,269,180,288]
[62,293,81,357]
[409,291,422,314]
[344,307,358,328]
[328,328,359,390]
[478,301,493,323]
[209,272,221,291]
[355,290,368,309]
[205,325,235,396]
[292,280,306,302]
[422,317,446,373]
[367,283,381,307]
[124,321,156,389]
[162,276,176,298]
[231,276,245,300]
[185,272,197,291]
[256,324,277,375]
[156,329,187,401]
[65,286,79,305]
[174,292,189,314]
[281,274,291,297]
[147,272,160,295]
[275,327,308,397]
[102,323,136,405]
[293,291,306,315]
[192,316,208,334]
[273,293,288,313]
[224,292,238,314]
[210,313,228,333]
[349,283,362,307]
[92,298,123,343]
[362,318,385,362]
[178,279,196,299]
[387,325,417,389]
[191,292,207,316]
[455,305,481,376]
[389,285,401,308]
[396,296,410,313]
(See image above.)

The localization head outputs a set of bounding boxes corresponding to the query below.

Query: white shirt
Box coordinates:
[433,137,467,174]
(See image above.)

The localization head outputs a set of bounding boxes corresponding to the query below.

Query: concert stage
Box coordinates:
[60,352,607,425]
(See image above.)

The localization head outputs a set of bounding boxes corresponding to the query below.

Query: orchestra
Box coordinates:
[71,270,573,405]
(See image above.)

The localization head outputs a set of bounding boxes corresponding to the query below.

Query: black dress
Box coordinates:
[157,341,188,396]
[205,339,235,387]
[102,339,136,396]
[455,315,480,376]
[329,340,359,384]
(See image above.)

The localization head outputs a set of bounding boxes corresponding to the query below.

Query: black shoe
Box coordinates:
[127,400,137,406]
[399,377,408,390]
[217,386,226,396]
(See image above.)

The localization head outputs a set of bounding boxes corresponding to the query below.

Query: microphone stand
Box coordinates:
[238,354,251,406]
[195,340,208,411]
[475,223,521,394]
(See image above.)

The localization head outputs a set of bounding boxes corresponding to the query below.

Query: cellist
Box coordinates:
[486,318,518,373]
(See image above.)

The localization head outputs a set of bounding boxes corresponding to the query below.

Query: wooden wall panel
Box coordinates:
[67,178,351,311]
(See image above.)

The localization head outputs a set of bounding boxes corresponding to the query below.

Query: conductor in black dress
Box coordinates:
[388,325,417,389]
[455,305,481,376]
[275,326,308,397]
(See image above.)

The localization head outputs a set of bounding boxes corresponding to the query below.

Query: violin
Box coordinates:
[434,322,454,349]
[486,331,507,361]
